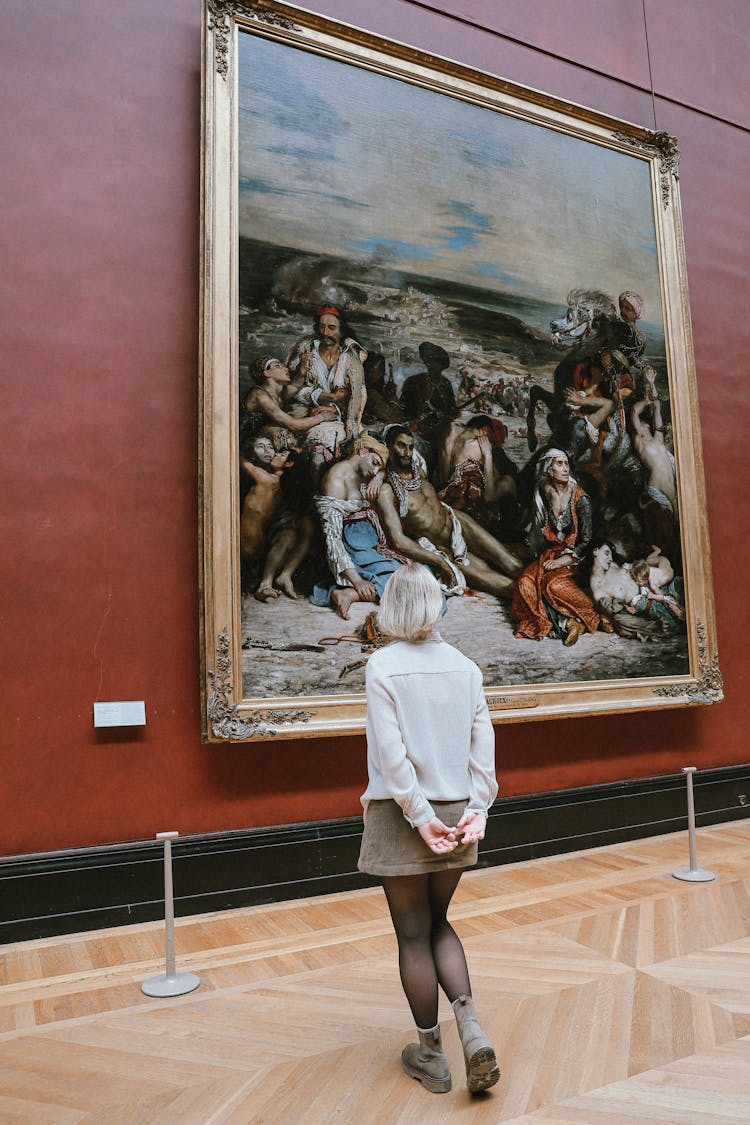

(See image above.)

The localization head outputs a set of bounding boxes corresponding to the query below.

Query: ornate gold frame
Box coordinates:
[200,0,721,741]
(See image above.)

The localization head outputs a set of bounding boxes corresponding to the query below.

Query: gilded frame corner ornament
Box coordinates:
[612,130,680,209]
[653,623,723,705]
[207,0,296,78]
[200,1,720,741]
[207,630,313,740]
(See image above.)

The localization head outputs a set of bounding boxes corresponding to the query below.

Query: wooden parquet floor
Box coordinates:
[1,820,750,1123]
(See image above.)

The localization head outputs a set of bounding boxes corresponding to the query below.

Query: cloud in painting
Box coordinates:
[237,32,664,314]
[263,144,327,164]
[238,51,351,149]
[240,176,370,212]
[439,201,493,251]
[446,129,517,171]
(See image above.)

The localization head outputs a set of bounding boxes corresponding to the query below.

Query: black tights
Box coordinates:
[382,869,471,1030]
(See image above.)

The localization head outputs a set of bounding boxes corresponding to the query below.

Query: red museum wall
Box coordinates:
[2,1,748,856]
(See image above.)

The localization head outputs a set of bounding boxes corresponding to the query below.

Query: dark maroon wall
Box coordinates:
[2,1,748,856]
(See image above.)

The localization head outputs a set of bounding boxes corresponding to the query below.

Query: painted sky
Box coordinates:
[238,33,663,317]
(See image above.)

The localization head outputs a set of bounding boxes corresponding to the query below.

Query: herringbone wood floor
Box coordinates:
[1,820,750,1123]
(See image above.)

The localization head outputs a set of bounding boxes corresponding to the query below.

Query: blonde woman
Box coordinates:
[358,563,500,1095]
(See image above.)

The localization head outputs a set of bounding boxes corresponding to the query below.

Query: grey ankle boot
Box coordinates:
[452,995,500,1093]
[401,1024,452,1094]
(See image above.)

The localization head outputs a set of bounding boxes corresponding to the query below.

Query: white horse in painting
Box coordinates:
[549,288,617,347]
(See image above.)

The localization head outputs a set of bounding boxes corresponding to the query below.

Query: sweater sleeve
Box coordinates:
[465,681,498,816]
[365,662,435,828]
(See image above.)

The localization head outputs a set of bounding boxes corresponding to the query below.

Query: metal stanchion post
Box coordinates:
[141,831,201,997]
[672,767,715,883]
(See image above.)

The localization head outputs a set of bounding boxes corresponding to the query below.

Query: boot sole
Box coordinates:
[466,1046,500,1093]
[401,1059,452,1094]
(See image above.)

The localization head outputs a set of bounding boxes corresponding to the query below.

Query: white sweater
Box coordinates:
[361,636,498,828]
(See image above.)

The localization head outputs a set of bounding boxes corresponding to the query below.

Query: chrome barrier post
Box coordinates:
[141,831,201,997]
[672,768,716,883]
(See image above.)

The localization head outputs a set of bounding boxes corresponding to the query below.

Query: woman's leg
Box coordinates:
[382,868,472,1026]
[381,874,438,1029]
[428,870,500,1092]
[428,868,471,1001]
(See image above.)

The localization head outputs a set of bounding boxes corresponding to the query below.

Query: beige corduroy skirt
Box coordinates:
[358,798,478,876]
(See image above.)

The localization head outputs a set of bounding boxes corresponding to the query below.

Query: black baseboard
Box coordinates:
[2,765,749,943]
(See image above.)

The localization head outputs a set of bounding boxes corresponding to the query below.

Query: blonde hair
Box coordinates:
[377,563,443,642]
[631,558,650,585]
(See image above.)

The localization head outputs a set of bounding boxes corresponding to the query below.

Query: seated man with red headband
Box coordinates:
[285,304,367,482]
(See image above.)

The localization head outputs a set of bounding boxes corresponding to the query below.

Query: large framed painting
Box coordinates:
[200,0,722,741]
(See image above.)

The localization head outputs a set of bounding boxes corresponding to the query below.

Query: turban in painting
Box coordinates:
[354,431,389,466]
[618,291,644,319]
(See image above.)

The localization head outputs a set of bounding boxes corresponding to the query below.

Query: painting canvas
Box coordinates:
[200,2,721,739]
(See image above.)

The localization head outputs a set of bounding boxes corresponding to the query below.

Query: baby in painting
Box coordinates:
[627,547,685,632]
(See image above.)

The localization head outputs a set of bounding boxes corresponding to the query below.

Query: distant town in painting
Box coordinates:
[235,30,687,700]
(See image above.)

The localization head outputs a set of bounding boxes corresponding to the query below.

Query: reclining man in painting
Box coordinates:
[376,426,522,599]
[285,304,367,480]
[438,414,522,541]
[310,433,406,620]
[512,448,602,645]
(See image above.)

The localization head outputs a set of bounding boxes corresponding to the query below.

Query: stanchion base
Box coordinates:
[141,971,201,997]
[672,867,716,882]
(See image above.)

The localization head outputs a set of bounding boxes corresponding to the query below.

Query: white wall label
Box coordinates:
[93,701,146,727]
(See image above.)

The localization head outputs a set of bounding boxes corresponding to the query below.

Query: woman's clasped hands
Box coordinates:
[418,810,487,854]
[456,809,487,844]
[418,818,457,854]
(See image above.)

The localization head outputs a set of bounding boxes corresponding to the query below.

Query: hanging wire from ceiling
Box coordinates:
[642,0,659,130]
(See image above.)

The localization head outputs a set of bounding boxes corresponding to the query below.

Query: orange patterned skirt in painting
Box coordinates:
[512,549,599,640]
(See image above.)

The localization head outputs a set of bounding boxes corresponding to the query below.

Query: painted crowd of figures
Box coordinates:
[239,291,684,645]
